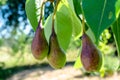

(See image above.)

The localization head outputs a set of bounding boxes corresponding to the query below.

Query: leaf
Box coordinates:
[74,56,82,69]
[25,0,38,31]
[67,0,74,11]
[44,1,81,52]
[112,14,120,56]
[44,14,53,44]
[55,0,82,51]
[44,2,73,52]
[82,0,117,43]
[59,0,82,40]
[71,14,82,40]
[115,0,120,18]
[55,11,72,52]
[67,0,82,40]
[73,0,82,16]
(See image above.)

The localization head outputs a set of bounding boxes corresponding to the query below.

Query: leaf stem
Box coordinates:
[40,1,46,23]
[38,0,47,29]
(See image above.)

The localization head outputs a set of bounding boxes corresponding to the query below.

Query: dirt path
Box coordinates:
[7,63,120,80]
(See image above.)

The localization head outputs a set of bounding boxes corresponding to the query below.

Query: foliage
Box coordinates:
[0,0,7,5]
[25,0,38,31]
[82,0,117,42]
[26,0,81,52]
[25,0,120,74]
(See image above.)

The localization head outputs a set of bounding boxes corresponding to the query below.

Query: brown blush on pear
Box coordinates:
[81,33,102,72]
[47,31,66,69]
[31,23,49,60]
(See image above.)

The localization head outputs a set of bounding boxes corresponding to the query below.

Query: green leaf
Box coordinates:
[25,0,43,31]
[44,14,53,44]
[67,0,82,40]
[73,0,82,16]
[74,56,82,69]
[55,11,72,52]
[82,0,117,43]
[112,14,120,56]
[55,0,82,51]
[71,14,82,40]
[25,0,38,31]
[67,0,74,11]
[115,0,120,18]
[44,1,81,52]
[44,2,73,52]
[59,0,82,40]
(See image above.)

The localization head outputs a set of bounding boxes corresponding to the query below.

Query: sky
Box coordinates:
[0,1,52,39]
[0,5,32,39]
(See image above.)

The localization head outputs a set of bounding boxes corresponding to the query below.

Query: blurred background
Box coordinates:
[0,0,120,80]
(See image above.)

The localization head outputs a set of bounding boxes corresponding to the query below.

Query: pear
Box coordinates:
[47,31,66,69]
[81,33,102,71]
[31,22,48,60]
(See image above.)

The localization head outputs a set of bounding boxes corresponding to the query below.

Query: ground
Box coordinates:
[7,63,120,80]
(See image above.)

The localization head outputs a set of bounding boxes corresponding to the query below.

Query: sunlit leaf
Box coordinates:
[67,0,82,40]
[71,12,82,40]
[55,12,72,52]
[44,2,73,52]
[67,0,74,11]
[25,0,38,31]
[44,14,52,44]
[74,56,82,69]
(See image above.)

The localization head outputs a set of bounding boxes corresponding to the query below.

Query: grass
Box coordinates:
[0,40,119,79]
[0,44,80,69]
[0,44,80,79]
[0,41,120,80]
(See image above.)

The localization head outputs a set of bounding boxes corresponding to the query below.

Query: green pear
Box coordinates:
[31,22,48,60]
[47,31,66,69]
[81,33,102,71]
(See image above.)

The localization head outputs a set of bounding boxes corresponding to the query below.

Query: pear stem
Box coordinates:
[52,0,60,33]
[39,0,46,29]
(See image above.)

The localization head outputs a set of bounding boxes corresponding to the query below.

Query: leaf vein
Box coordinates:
[98,0,107,37]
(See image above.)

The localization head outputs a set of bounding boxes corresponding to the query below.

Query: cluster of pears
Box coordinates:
[81,32,102,72]
[31,20,66,69]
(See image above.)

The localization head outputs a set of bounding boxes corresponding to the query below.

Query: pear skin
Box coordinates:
[47,31,66,69]
[31,23,48,60]
[81,33,102,71]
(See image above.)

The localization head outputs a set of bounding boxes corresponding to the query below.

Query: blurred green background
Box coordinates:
[0,0,119,80]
